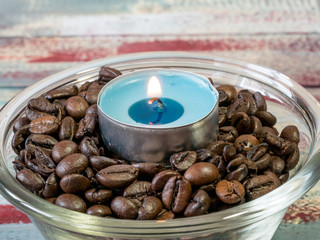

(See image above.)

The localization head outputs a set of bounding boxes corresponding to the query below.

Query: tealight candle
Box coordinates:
[97,69,219,163]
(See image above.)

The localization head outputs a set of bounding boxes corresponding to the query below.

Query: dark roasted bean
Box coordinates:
[123,181,152,198]
[280,125,300,144]
[216,85,237,104]
[98,66,122,84]
[137,196,163,220]
[25,134,58,156]
[249,116,262,139]
[184,190,211,217]
[244,175,277,200]
[255,111,277,127]
[52,140,78,163]
[222,144,236,162]
[59,116,77,140]
[155,209,175,220]
[234,135,259,154]
[232,112,251,134]
[97,165,139,188]
[86,205,112,217]
[284,144,300,171]
[226,97,250,120]
[12,125,30,154]
[184,162,219,186]
[46,85,78,100]
[29,116,59,134]
[216,180,245,204]
[111,196,139,219]
[207,141,229,155]
[25,105,51,121]
[162,176,192,214]
[269,156,285,176]
[42,173,59,198]
[151,169,181,192]
[80,137,99,158]
[170,151,197,172]
[89,156,119,171]
[263,171,281,188]
[65,96,89,119]
[226,163,248,182]
[60,174,91,193]
[56,153,88,178]
[132,162,166,180]
[218,126,238,142]
[85,188,112,204]
[13,117,30,133]
[16,169,45,193]
[55,193,87,213]
[253,92,267,111]
[28,96,56,114]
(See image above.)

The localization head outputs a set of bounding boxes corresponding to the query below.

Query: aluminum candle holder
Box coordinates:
[97,69,219,163]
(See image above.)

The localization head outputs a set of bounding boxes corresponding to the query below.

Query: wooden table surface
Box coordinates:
[1,1,320,239]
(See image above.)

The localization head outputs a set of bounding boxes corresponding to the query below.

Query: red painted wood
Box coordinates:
[0,205,31,224]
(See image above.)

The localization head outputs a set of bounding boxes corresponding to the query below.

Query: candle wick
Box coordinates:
[148,97,165,112]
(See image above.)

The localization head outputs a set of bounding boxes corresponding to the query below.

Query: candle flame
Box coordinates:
[147,76,162,97]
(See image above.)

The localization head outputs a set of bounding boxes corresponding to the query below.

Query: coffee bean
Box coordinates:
[232,112,251,134]
[238,91,258,116]
[86,205,112,217]
[56,153,89,178]
[98,66,122,84]
[226,163,248,182]
[280,125,300,144]
[55,193,87,212]
[184,162,219,186]
[207,141,229,155]
[59,116,77,140]
[25,134,58,156]
[162,176,192,214]
[13,117,30,133]
[97,165,139,188]
[89,156,118,171]
[12,125,30,154]
[111,196,139,219]
[216,179,245,204]
[216,85,237,104]
[79,137,99,158]
[29,116,59,135]
[170,151,197,172]
[137,196,163,220]
[226,97,250,120]
[151,169,181,192]
[247,143,269,162]
[16,169,45,193]
[123,181,152,198]
[269,156,285,176]
[28,96,56,114]
[284,144,300,171]
[25,105,51,121]
[85,188,113,204]
[60,174,90,193]
[65,96,89,119]
[46,85,78,100]
[255,153,272,171]
[184,190,211,217]
[244,175,277,200]
[132,162,166,180]
[255,111,277,127]
[279,172,289,184]
[42,172,59,198]
[52,140,78,163]
[263,171,281,188]
[155,209,175,220]
[222,144,237,162]
[218,126,238,142]
[253,92,267,111]
[234,135,259,154]
[249,116,262,138]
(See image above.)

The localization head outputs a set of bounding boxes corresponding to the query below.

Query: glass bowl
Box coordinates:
[0,52,320,240]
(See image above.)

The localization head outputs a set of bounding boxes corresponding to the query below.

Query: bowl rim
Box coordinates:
[1,51,320,237]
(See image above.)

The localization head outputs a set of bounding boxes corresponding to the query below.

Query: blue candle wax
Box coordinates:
[98,69,218,128]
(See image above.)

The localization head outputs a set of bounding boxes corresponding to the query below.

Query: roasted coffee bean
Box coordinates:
[98,66,122,84]
[196,148,213,162]
[28,96,56,114]
[45,197,57,204]
[216,179,245,204]
[137,196,163,220]
[243,158,258,177]
[89,156,118,171]
[42,172,59,198]
[218,109,227,127]
[25,105,51,121]
[226,97,250,120]
[97,165,139,188]
[184,162,219,186]
[25,134,58,155]
[244,175,277,200]
[59,116,77,140]
[247,143,269,162]
[184,190,211,217]
[86,205,112,217]
[55,193,87,213]
[170,151,197,172]
[238,91,258,116]
[253,92,267,111]
[262,126,278,137]
[85,188,112,204]
[78,81,92,92]
[280,125,300,144]
[207,141,229,155]
[263,171,281,188]
[13,117,30,133]
[80,83,104,105]
[60,174,91,193]
[29,116,59,135]
[46,85,78,100]
[226,163,248,182]
[218,126,238,142]
[80,137,99,158]
[218,88,229,106]
[123,181,152,198]
[34,147,56,176]
[234,135,259,154]
[269,156,285,176]
[216,85,237,104]
[12,125,30,154]
[65,96,89,119]
[255,153,272,171]
[279,172,290,184]
[255,111,277,127]
[111,196,139,219]
[222,144,236,162]
[249,116,262,138]
[52,140,78,163]
[162,176,192,214]
[16,169,45,193]
[265,133,294,156]
[231,112,250,134]
[132,162,166,180]
[56,153,89,178]
[151,169,181,192]
[284,144,300,171]
[155,209,175,220]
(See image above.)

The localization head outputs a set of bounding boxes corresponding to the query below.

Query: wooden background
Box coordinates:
[0,0,320,239]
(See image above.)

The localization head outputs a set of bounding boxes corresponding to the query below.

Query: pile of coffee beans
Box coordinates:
[11,66,300,220]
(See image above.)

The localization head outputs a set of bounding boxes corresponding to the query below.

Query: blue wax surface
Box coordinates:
[128,98,184,125]
[98,69,218,128]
